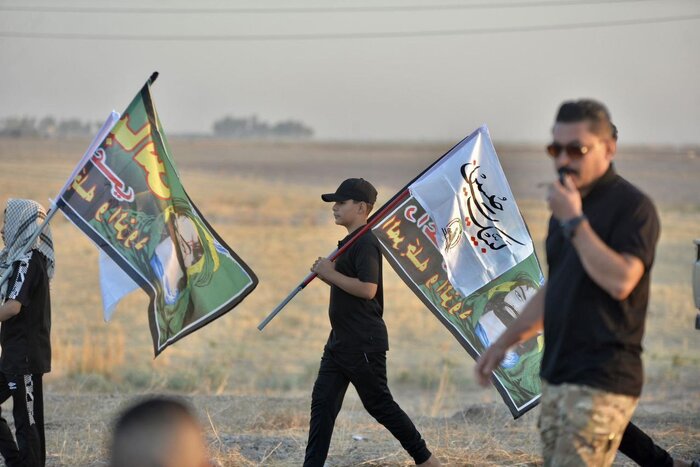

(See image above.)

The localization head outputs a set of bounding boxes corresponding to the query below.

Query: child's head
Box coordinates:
[0,199,55,280]
[322,178,377,226]
[109,397,210,467]
[2,199,48,249]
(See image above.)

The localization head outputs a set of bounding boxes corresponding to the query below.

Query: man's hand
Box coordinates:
[548,174,582,221]
[474,343,507,387]
[311,257,335,281]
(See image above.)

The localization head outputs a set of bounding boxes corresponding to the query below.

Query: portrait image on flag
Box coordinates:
[372,127,544,418]
[56,78,257,355]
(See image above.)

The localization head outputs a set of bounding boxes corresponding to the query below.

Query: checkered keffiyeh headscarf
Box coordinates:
[0,199,55,300]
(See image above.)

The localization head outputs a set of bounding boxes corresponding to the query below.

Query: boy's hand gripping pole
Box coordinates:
[257,189,410,331]
[258,126,508,331]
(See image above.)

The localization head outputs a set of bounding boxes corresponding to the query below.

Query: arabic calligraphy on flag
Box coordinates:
[372,126,544,418]
[56,80,257,355]
[409,128,534,298]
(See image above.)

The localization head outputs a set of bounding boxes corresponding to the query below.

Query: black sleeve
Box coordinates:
[354,236,380,285]
[545,216,560,271]
[608,196,660,270]
[6,252,38,307]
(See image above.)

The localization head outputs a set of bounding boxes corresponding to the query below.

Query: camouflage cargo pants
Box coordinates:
[538,381,638,467]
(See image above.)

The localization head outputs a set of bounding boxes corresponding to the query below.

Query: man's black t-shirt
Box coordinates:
[1,250,52,374]
[325,228,388,352]
[541,166,659,397]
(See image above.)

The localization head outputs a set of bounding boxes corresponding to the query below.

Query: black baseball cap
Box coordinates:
[321,178,377,204]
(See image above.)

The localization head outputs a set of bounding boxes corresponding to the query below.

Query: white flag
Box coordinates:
[99,250,139,321]
[409,126,533,297]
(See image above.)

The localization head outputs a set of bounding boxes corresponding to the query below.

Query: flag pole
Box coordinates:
[257,126,484,330]
[0,111,123,291]
[257,188,410,330]
[0,209,61,293]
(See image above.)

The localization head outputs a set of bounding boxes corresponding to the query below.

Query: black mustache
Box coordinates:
[557,167,577,184]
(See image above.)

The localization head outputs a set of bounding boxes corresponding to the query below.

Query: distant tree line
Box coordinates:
[0,114,315,140]
[212,115,313,139]
[0,117,102,138]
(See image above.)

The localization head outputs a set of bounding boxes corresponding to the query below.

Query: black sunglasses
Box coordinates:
[546,142,590,159]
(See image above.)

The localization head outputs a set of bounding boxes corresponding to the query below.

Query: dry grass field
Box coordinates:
[0,136,698,466]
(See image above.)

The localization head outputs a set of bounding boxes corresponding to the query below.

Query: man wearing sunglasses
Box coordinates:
[475,99,662,466]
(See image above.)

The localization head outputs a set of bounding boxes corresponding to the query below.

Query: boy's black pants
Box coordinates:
[304,349,431,467]
[618,421,673,467]
[0,373,45,467]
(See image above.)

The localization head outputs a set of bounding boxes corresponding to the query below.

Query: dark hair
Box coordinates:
[352,199,374,216]
[555,99,617,140]
[110,397,200,467]
[113,397,195,431]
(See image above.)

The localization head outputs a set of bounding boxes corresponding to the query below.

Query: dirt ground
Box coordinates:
[0,136,698,466]
[40,362,699,466]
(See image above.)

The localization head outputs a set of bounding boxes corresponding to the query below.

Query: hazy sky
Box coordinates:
[1,0,699,144]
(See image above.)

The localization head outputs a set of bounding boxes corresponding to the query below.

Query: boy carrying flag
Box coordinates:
[304,178,440,467]
[0,199,54,467]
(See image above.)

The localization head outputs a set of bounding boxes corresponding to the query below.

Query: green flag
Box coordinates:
[57,75,257,355]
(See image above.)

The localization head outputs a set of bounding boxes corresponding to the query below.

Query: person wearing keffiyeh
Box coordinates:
[0,199,54,467]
